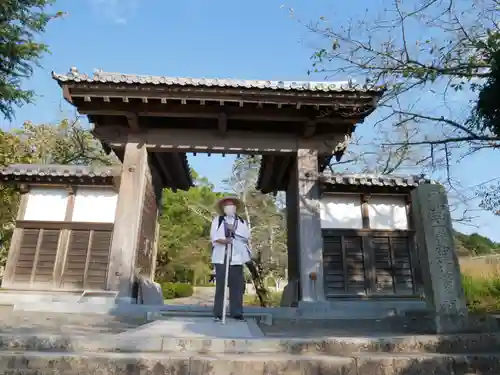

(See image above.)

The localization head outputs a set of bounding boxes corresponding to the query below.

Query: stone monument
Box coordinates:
[412,183,494,333]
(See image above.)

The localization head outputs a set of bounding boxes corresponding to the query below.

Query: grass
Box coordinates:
[243,291,282,307]
[460,256,500,313]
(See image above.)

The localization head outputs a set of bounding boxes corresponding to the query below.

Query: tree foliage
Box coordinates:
[0,0,63,120]
[155,172,223,285]
[307,0,500,215]
[455,230,500,256]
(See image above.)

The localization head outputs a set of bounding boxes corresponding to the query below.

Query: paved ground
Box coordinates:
[0,311,146,335]
[118,317,264,339]
[165,287,215,306]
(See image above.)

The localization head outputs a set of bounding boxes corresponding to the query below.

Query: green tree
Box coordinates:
[17,119,116,165]
[1,0,64,120]
[156,170,222,285]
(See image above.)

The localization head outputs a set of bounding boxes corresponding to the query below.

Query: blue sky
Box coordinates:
[2,0,500,241]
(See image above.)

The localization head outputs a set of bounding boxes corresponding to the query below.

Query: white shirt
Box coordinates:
[210,215,251,265]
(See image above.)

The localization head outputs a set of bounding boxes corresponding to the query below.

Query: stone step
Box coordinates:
[148,309,274,325]
[0,350,499,374]
[2,332,500,355]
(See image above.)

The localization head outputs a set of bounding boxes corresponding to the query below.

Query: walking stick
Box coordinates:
[221,239,233,325]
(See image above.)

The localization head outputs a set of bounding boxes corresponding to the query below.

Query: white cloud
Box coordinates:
[90,0,138,25]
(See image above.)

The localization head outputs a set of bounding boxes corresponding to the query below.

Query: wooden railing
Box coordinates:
[322,229,421,298]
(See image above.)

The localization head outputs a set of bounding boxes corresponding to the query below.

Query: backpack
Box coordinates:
[216,215,244,230]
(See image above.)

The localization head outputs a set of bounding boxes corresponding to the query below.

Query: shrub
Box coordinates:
[462,273,500,313]
[161,282,194,299]
[161,282,177,299]
[175,283,194,298]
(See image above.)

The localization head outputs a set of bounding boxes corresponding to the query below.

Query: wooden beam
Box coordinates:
[93,126,348,154]
[168,152,192,189]
[303,120,317,138]
[77,104,350,124]
[53,186,76,287]
[296,149,325,302]
[274,156,294,192]
[126,113,140,132]
[153,153,173,188]
[217,113,227,135]
[257,156,276,193]
[2,191,30,287]
[107,142,149,297]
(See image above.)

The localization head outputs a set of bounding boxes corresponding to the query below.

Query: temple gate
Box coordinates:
[0,68,473,332]
[47,68,384,305]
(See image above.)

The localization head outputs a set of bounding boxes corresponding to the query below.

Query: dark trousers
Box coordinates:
[213,263,244,318]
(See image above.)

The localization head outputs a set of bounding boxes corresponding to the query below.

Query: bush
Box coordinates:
[175,283,194,298]
[462,273,500,313]
[161,282,177,299]
[161,282,194,300]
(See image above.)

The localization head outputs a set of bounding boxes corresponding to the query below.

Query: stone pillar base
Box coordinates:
[280,280,299,307]
[434,313,498,334]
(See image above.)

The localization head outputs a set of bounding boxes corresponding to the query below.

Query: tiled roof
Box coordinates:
[52,68,384,93]
[0,164,121,178]
[320,173,435,187]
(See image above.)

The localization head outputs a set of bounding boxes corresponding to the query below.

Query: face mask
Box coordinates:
[223,205,236,216]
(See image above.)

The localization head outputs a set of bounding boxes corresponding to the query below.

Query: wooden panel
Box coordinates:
[372,235,414,294]
[61,228,112,290]
[62,230,90,288]
[372,236,394,293]
[323,230,417,297]
[323,236,345,293]
[344,236,366,293]
[390,236,414,294]
[32,229,60,284]
[13,229,40,283]
[323,235,366,295]
[85,230,112,289]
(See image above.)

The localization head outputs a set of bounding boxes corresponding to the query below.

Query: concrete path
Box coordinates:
[165,287,215,306]
[119,317,264,339]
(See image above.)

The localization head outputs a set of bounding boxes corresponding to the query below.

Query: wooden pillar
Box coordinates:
[107,141,149,299]
[286,157,299,282]
[296,149,325,302]
[360,194,376,294]
[150,216,160,281]
[2,185,30,288]
[53,186,76,287]
[149,163,163,282]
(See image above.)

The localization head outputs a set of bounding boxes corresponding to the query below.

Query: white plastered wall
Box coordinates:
[319,194,409,230]
[22,186,118,223]
[71,187,118,223]
[23,187,68,221]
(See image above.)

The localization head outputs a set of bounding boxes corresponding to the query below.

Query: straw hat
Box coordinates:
[215,195,242,215]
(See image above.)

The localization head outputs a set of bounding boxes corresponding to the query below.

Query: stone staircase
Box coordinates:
[0,313,500,374]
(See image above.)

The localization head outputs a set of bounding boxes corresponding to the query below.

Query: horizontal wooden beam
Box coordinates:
[16,220,114,231]
[77,103,360,124]
[322,229,413,237]
[93,126,349,154]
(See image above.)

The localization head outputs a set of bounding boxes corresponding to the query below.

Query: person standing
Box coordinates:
[210,196,251,321]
